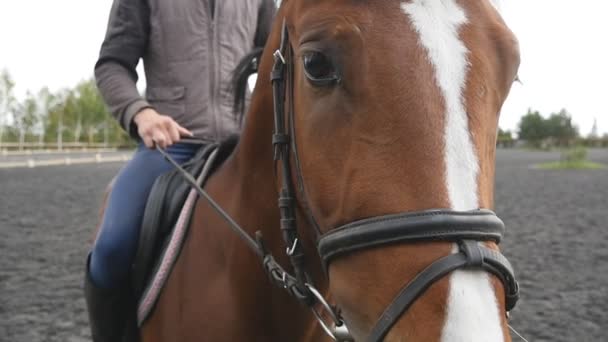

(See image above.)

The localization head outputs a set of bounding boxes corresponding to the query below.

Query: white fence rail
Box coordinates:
[0,153,132,169]
[0,142,130,151]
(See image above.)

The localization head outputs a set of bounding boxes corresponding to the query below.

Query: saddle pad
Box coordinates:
[136,146,220,326]
[132,134,239,327]
[132,143,217,298]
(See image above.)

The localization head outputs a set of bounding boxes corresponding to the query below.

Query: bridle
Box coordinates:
[158,20,519,342]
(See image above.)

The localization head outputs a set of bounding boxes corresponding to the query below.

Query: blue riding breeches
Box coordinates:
[89,142,200,289]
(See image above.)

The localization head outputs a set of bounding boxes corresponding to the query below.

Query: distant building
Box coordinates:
[589,118,599,139]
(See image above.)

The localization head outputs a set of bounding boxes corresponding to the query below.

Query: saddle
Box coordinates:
[131,135,239,326]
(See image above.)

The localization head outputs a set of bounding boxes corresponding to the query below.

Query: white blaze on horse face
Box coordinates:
[402,0,478,211]
[401,1,504,342]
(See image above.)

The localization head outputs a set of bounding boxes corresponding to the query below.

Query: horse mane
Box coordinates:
[231,47,264,123]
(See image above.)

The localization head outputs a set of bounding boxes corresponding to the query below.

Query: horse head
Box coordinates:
[147,1,521,341]
[248,0,520,340]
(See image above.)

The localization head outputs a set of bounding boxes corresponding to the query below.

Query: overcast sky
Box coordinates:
[1,0,606,135]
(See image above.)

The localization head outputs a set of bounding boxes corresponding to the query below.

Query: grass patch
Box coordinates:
[537,161,606,170]
[536,146,606,169]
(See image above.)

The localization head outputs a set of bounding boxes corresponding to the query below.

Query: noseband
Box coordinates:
[160,20,519,342]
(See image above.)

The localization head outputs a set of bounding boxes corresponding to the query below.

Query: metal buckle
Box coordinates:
[273,49,286,64]
[333,323,353,342]
[286,238,298,256]
[305,284,353,341]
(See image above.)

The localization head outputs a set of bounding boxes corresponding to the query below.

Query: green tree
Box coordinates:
[497,128,514,147]
[517,109,546,145]
[73,79,109,143]
[44,88,72,148]
[0,69,16,146]
[545,109,578,146]
[23,94,39,142]
[34,87,57,144]
[1,74,131,148]
[43,79,131,147]
[517,108,580,148]
[498,128,513,140]
[13,92,39,148]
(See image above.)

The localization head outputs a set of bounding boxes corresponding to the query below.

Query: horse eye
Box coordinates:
[302,51,339,85]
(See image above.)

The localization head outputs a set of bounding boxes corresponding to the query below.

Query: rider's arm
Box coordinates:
[94,0,151,138]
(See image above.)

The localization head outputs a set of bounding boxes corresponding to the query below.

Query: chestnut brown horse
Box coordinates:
[140,0,521,341]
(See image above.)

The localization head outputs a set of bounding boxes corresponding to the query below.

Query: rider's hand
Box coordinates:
[133,108,193,149]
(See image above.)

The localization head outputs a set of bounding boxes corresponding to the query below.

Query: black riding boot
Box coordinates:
[84,256,137,342]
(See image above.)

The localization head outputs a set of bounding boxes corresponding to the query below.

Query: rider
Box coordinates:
[85,0,275,340]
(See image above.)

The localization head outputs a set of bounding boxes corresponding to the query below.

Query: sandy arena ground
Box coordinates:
[1,149,607,342]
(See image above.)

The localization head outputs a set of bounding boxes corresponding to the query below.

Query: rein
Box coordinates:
[156,20,520,342]
[156,146,318,306]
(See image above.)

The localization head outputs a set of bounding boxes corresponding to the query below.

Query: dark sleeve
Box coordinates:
[254,0,277,48]
[94,0,151,137]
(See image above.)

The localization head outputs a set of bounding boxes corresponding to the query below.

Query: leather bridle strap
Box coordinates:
[271,19,314,304]
[317,209,505,270]
[317,209,519,341]
[366,240,518,342]
[156,146,313,304]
